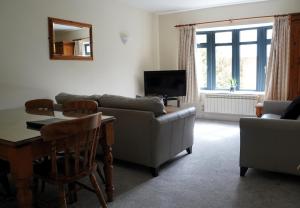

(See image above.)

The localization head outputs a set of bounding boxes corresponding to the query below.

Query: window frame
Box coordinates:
[196,25,272,91]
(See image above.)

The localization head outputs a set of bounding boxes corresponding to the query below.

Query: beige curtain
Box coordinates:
[265,16,290,101]
[74,40,84,56]
[178,26,199,103]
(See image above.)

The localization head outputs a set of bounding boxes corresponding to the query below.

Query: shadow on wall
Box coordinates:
[0,83,52,110]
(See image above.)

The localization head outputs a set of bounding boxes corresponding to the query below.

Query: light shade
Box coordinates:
[120,32,129,44]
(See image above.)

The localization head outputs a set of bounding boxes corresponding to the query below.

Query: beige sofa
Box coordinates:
[55,93,196,176]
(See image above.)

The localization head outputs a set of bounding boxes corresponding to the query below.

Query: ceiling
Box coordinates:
[53,23,82,31]
[118,0,270,14]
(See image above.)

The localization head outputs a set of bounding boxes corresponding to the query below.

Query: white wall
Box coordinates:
[0,0,157,109]
[159,0,300,69]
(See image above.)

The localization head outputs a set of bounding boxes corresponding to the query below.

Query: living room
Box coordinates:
[1,0,300,207]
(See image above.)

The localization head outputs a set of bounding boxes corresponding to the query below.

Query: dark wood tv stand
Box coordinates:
[138,95,181,107]
[163,97,180,107]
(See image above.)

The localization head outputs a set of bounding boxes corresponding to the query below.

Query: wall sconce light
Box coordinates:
[120,32,129,44]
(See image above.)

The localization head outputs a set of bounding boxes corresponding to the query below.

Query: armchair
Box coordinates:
[240,100,300,176]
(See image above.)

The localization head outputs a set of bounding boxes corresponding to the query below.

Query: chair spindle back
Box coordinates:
[25,99,54,116]
[62,100,98,117]
[40,113,102,180]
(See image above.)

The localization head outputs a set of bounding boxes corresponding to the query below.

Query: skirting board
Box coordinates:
[197,111,256,122]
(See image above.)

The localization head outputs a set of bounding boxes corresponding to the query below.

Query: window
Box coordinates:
[266,28,272,70]
[84,43,91,56]
[196,47,207,88]
[216,45,232,89]
[239,44,257,90]
[196,25,272,91]
[196,34,208,89]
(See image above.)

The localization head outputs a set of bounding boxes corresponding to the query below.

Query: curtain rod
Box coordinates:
[73,37,89,41]
[174,14,289,28]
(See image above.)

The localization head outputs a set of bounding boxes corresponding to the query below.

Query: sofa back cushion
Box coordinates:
[99,94,166,117]
[281,96,300,119]
[55,92,101,105]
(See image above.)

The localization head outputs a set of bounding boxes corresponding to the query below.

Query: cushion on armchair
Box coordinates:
[280,96,300,120]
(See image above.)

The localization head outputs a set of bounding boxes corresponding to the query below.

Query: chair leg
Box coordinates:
[41,181,46,193]
[97,163,106,184]
[32,177,39,207]
[89,173,107,208]
[240,167,248,177]
[58,184,67,208]
[0,174,11,196]
[67,183,77,204]
[151,167,159,177]
[186,146,193,154]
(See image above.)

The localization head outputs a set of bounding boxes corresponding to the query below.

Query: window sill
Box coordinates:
[199,90,265,96]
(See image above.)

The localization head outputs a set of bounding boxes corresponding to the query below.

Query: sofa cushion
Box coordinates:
[55,92,101,105]
[261,114,281,119]
[281,96,300,120]
[99,94,166,117]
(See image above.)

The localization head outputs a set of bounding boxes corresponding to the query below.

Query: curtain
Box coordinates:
[265,16,290,101]
[74,40,84,56]
[178,26,199,103]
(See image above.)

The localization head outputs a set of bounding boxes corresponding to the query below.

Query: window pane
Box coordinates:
[240,29,257,42]
[240,44,257,90]
[215,46,232,89]
[215,32,232,44]
[196,48,207,88]
[267,29,272,39]
[196,34,207,44]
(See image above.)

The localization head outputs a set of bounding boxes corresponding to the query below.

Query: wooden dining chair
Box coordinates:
[25,99,55,193]
[25,99,54,116]
[62,100,98,117]
[33,113,107,208]
[62,100,106,184]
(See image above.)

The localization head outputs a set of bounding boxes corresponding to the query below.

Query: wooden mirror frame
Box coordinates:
[48,17,93,61]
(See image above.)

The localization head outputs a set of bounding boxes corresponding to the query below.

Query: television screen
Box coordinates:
[144,70,186,97]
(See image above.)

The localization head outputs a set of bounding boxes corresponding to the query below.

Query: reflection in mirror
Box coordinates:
[48,17,93,60]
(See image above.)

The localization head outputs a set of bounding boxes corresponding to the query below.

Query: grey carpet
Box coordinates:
[1,119,300,207]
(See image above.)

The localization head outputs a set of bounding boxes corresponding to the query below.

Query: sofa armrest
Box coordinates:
[151,107,196,167]
[263,100,291,115]
[156,107,196,123]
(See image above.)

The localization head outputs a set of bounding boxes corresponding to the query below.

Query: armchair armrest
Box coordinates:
[263,100,291,115]
[240,117,300,132]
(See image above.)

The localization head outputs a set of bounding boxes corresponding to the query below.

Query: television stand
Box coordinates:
[163,97,180,107]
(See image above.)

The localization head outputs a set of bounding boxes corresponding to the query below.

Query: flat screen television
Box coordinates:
[144,70,186,98]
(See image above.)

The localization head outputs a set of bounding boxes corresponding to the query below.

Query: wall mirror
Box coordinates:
[48,17,93,60]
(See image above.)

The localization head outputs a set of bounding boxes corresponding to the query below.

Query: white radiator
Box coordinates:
[204,93,258,115]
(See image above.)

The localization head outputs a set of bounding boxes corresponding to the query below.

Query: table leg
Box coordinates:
[67,183,78,204]
[9,146,33,208]
[102,122,114,202]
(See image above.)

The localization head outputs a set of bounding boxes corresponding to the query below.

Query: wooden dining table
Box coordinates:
[0,107,115,208]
